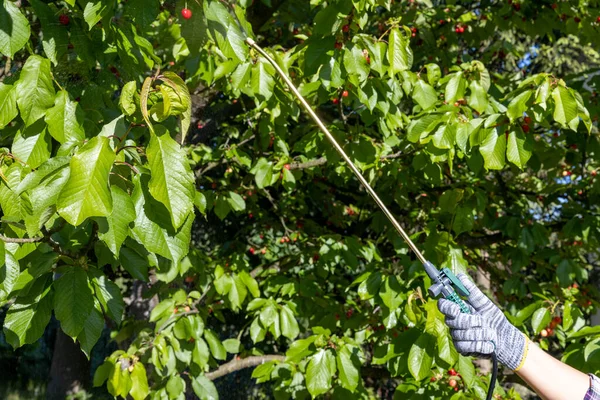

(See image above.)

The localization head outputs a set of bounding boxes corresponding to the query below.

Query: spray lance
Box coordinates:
[217,9,497,395]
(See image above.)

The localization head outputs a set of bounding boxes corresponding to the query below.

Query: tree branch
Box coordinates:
[0,234,43,243]
[205,355,285,381]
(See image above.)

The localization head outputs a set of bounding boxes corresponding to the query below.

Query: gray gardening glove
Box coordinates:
[437,274,527,371]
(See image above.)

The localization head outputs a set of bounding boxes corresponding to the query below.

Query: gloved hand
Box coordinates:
[437,274,528,371]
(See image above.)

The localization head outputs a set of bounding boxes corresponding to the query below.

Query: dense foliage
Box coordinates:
[2,0,600,398]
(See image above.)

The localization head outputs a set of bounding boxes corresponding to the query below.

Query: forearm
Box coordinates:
[516,337,589,400]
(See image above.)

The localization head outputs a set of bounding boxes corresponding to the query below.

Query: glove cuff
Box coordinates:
[498,328,527,371]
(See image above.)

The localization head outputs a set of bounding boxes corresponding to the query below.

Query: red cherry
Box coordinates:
[448,368,457,376]
[574,17,581,23]
[449,379,457,387]
[342,24,350,33]
[249,247,255,255]
[551,3,558,9]
[284,164,291,170]
[181,8,192,19]
[59,14,70,26]
[553,132,559,137]
[411,27,417,33]
[439,19,446,25]
[430,377,436,382]
[342,90,349,98]
[335,42,343,50]
[524,116,532,124]
[522,124,530,133]
[597,16,600,23]
[591,170,597,176]
[332,98,339,104]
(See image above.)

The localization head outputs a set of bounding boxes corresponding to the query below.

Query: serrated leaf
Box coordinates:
[204,0,248,62]
[344,45,370,83]
[83,1,111,30]
[453,206,474,235]
[251,60,275,101]
[131,174,192,264]
[306,349,336,397]
[57,136,116,226]
[29,0,69,65]
[160,72,192,143]
[54,268,94,338]
[531,307,551,335]
[412,80,437,110]
[204,329,226,360]
[445,72,464,104]
[11,120,52,169]
[457,355,475,388]
[552,86,579,130]
[97,186,135,257]
[3,285,53,349]
[468,80,488,114]
[226,191,246,212]
[0,0,31,58]
[15,56,56,127]
[506,128,532,169]
[479,128,506,170]
[0,83,18,129]
[408,333,435,380]
[507,90,531,122]
[336,345,359,392]
[45,90,86,144]
[387,27,412,75]
[77,304,104,358]
[147,126,195,230]
[280,305,299,340]
[191,375,218,400]
[130,363,150,400]
[93,274,125,325]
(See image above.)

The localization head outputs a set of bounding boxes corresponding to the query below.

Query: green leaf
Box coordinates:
[408,333,435,380]
[160,72,192,143]
[15,56,56,127]
[280,305,299,340]
[45,90,86,144]
[119,81,138,116]
[285,336,317,363]
[479,128,506,170]
[552,86,579,130]
[11,121,52,169]
[426,63,441,86]
[83,1,112,30]
[432,124,456,150]
[306,348,336,397]
[251,158,274,189]
[0,83,18,128]
[531,307,551,335]
[228,274,247,311]
[568,326,600,340]
[251,60,275,101]
[468,81,488,114]
[227,191,246,212]
[436,331,458,366]
[457,355,475,388]
[54,268,94,338]
[3,285,53,349]
[191,374,218,400]
[97,186,135,257]
[222,338,242,354]
[204,329,226,360]
[77,304,104,358]
[387,27,412,75]
[506,90,531,122]
[506,128,532,169]
[379,275,403,310]
[239,270,260,298]
[445,72,465,104]
[453,206,474,235]
[130,363,150,400]
[344,45,370,83]
[204,0,248,62]
[92,274,125,325]
[131,174,192,264]
[29,0,69,65]
[147,126,195,230]
[336,345,359,392]
[214,195,230,220]
[57,136,116,226]
[0,0,31,58]
[412,80,437,110]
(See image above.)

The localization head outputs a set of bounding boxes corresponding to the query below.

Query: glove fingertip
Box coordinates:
[438,298,461,317]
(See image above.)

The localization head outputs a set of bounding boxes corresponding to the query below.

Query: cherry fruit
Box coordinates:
[181,8,192,19]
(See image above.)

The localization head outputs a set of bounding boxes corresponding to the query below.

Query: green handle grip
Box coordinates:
[447,292,471,314]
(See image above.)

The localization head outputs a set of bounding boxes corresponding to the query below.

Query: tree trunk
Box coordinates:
[46,330,90,400]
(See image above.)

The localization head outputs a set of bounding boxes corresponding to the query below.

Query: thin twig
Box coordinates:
[205,355,285,381]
